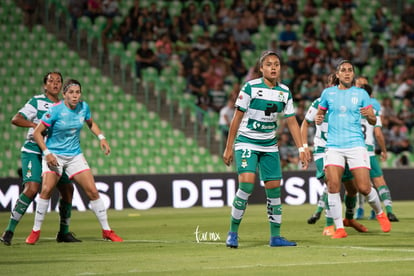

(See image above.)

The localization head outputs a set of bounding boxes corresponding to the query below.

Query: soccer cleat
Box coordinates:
[307,212,321,224]
[322,225,335,236]
[102,229,123,242]
[387,212,399,222]
[226,231,238,248]
[369,209,376,220]
[331,228,347,239]
[270,236,297,247]
[56,232,82,243]
[26,230,41,245]
[376,212,391,232]
[1,231,14,246]
[343,218,368,232]
[355,208,364,220]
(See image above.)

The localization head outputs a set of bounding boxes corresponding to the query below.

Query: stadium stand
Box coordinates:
[1,0,413,177]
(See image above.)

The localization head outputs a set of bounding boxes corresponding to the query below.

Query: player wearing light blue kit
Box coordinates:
[26,79,123,244]
[301,74,367,236]
[317,60,390,238]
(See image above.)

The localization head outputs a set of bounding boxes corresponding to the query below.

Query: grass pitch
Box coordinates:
[1,202,414,275]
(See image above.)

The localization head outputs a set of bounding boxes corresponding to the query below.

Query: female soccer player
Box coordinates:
[223,50,308,248]
[316,60,391,238]
[26,79,123,244]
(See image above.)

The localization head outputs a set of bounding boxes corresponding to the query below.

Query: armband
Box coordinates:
[298,147,305,153]
[303,144,308,149]
[98,134,106,140]
[43,149,51,156]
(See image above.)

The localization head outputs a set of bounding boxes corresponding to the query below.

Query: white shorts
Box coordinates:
[324,147,370,170]
[42,153,90,179]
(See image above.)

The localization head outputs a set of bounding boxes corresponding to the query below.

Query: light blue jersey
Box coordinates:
[370,97,382,114]
[319,85,372,149]
[41,101,91,156]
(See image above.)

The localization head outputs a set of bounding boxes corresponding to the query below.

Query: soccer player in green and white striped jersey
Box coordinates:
[223,51,309,248]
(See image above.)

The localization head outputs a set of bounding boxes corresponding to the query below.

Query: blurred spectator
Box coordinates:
[302,0,318,18]
[385,35,404,66]
[155,33,173,67]
[279,23,297,51]
[299,74,324,101]
[278,0,300,25]
[397,97,414,132]
[335,13,352,45]
[278,133,300,169]
[232,20,255,51]
[352,32,369,73]
[287,40,305,71]
[228,48,248,83]
[322,0,339,10]
[247,0,263,25]
[68,0,87,32]
[135,40,162,79]
[102,0,118,18]
[318,20,332,43]
[208,79,227,113]
[401,4,414,29]
[216,0,230,22]
[311,57,331,79]
[116,16,133,48]
[198,1,215,30]
[219,97,235,140]
[303,21,317,42]
[388,124,412,154]
[394,78,413,100]
[243,9,259,34]
[373,67,389,95]
[128,0,141,27]
[292,59,311,95]
[370,7,388,33]
[174,33,192,62]
[304,37,321,63]
[263,1,278,27]
[19,0,38,31]
[369,35,385,59]
[84,0,102,23]
[102,0,119,51]
[187,65,208,104]
[381,97,404,126]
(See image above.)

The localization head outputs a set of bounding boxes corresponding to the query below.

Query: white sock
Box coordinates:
[328,192,344,229]
[357,193,365,208]
[33,198,50,231]
[90,198,110,230]
[365,188,383,215]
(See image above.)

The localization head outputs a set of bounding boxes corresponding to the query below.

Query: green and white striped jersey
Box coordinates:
[305,97,328,154]
[234,78,295,152]
[18,94,55,154]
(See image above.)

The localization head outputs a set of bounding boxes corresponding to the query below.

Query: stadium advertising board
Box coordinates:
[0,169,412,212]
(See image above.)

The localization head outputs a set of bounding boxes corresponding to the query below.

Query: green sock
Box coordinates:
[344,194,356,220]
[230,182,253,233]
[315,191,327,214]
[324,194,334,226]
[59,199,72,234]
[6,193,33,232]
[377,186,393,213]
[266,187,281,237]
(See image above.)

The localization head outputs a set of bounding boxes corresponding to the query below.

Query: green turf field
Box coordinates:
[1,201,413,275]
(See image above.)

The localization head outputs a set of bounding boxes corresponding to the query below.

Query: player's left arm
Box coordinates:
[285,115,309,169]
[86,119,111,155]
[374,126,387,161]
[360,105,376,125]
